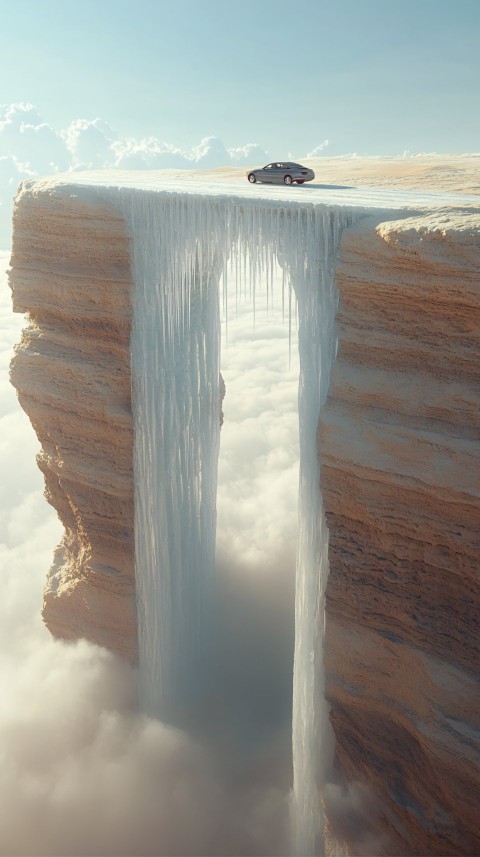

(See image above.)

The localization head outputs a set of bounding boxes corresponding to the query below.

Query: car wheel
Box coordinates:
[284,175,293,185]
[248,173,256,183]
[296,180,304,184]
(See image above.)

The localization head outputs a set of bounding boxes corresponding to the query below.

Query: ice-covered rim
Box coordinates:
[18,170,480,213]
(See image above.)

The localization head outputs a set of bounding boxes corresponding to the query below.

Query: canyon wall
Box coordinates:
[322,208,480,855]
[9,183,137,661]
[9,179,480,855]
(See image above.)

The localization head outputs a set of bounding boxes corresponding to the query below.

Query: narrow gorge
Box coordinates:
[9,174,479,855]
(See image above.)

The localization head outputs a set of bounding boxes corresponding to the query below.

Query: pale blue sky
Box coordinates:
[1,0,480,154]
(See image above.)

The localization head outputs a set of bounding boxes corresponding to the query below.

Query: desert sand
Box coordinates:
[143,153,480,195]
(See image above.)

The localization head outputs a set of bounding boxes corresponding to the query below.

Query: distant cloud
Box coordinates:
[227,142,270,165]
[0,103,271,245]
[111,136,272,171]
[62,118,117,169]
[306,139,329,157]
[0,102,43,127]
[190,135,230,167]
[111,137,191,170]
[0,102,69,173]
[0,103,271,176]
[0,101,329,247]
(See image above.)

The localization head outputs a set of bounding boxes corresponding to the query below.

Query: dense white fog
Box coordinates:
[0,252,301,855]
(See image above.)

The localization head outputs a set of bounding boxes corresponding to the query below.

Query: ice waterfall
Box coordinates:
[114,190,360,853]
[286,210,354,856]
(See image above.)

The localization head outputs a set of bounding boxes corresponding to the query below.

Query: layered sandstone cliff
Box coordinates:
[9,174,480,855]
[322,208,480,855]
[9,183,137,660]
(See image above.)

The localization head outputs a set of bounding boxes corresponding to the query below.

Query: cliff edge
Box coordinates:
[8,175,480,855]
[322,207,480,855]
[9,183,137,661]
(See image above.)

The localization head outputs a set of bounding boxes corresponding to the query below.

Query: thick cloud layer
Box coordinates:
[0,254,298,855]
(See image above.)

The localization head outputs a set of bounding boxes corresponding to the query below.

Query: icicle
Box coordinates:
[94,185,364,855]
[110,190,223,721]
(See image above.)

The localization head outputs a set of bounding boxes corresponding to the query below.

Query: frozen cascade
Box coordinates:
[285,209,357,857]
[101,188,361,853]
[119,192,228,719]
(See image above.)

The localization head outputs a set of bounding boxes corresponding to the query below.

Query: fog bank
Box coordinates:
[1,254,298,855]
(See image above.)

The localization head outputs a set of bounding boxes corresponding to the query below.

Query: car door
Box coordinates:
[278,163,296,183]
[270,163,284,184]
[259,163,276,182]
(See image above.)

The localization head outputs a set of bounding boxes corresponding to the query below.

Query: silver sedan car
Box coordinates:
[247,162,315,185]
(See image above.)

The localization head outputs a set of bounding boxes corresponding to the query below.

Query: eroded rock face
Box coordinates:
[9,183,137,661]
[322,210,480,855]
[9,178,479,853]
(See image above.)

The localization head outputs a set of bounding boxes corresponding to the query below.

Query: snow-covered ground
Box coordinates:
[3,154,479,251]
[24,168,480,213]
[60,152,480,193]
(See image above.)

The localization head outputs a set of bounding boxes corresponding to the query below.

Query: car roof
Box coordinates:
[263,161,305,168]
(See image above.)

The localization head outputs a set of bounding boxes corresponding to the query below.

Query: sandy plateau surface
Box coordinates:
[143,153,480,195]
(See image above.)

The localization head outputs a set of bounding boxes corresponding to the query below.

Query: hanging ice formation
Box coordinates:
[106,189,361,855]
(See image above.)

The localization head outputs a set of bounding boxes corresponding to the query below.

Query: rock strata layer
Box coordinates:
[9,183,137,661]
[322,209,480,855]
[9,177,480,854]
